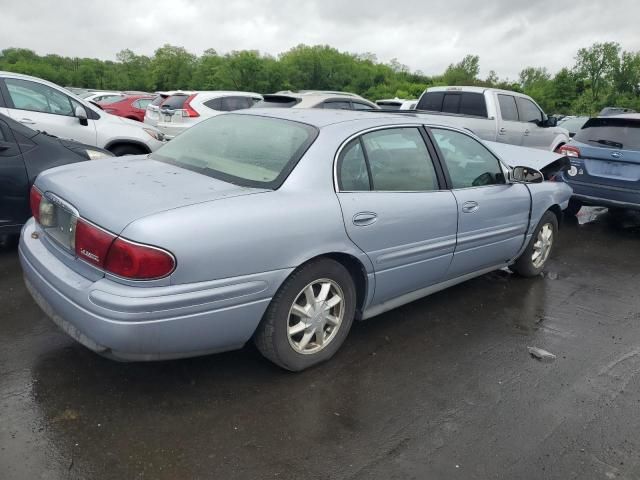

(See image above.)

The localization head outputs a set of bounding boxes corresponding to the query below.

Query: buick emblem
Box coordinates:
[611,151,623,159]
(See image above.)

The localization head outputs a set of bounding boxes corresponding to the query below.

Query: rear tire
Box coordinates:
[109,144,147,157]
[512,211,558,277]
[564,198,582,217]
[254,258,356,371]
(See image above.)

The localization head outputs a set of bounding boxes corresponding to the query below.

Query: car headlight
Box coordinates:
[85,149,112,160]
[143,128,165,141]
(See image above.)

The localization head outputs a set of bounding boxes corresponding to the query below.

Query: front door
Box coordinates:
[1,77,97,146]
[0,118,28,232]
[430,127,531,279]
[335,126,458,304]
[516,96,549,150]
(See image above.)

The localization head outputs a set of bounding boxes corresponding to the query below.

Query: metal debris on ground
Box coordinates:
[527,346,557,362]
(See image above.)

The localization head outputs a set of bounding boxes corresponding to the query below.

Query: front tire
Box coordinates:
[254,258,356,371]
[109,144,147,156]
[512,211,558,277]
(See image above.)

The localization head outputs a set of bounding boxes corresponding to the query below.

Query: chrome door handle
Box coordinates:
[462,201,479,213]
[20,118,36,125]
[498,127,506,135]
[352,212,377,226]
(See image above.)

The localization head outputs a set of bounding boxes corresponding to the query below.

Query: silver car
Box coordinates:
[20,109,572,371]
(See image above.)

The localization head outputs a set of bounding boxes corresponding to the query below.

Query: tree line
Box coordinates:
[1,42,639,115]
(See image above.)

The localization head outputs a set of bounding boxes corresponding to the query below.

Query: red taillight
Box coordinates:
[104,238,175,279]
[75,219,116,268]
[182,94,199,118]
[30,186,42,222]
[559,145,580,158]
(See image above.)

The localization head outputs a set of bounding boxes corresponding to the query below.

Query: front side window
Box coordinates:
[5,78,74,116]
[151,114,318,189]
[498,94,519,122]
[363,128,439,191]
[516,97,543,123]
[134,99,153,109]
[432,128,505,188]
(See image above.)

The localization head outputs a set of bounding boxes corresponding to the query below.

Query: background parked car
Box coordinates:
[254,90,379,110]
[0,111,112,236]
[155,91,261,138]
[79,90,124,104]
[376,98,418,110]
[559,114,640,214]
[98,94,156,122]
[0,71,165,155]
[21,110,570,371]
[413,86,570,151]
[557,115,590,137]
[600,107,637,116]
[143,90,195,128]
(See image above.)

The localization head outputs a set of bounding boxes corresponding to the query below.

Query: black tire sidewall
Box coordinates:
[260,259,356,371]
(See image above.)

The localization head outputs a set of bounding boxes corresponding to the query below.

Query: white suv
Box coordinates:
[143,90,195,128]
[154,91,262,138]
[0,72,165,155]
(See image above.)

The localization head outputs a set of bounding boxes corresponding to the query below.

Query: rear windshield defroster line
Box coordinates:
[151,114,319,190]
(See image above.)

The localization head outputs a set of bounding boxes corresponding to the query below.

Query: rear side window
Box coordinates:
[337,128,439,191]
[516,97,542,123]
[573,118,640,150]
[352,102,373,110]
[161,95,189,109]
[151,96,166,106]
[498,94,519,122]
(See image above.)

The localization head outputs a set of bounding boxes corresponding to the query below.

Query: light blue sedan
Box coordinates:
[20,109,572,370]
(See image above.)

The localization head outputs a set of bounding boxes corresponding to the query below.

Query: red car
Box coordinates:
[98,95,156,122]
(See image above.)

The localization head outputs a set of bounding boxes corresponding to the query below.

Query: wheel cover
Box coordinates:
[532,223,553,268]
[287,278,345,355]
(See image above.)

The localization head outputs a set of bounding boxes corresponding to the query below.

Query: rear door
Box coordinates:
[0,118,29,231]
[0,77,97,146]
[570,117,640,194]
[430,127,530,279]
[335,126,458,304]
[496,93,525,146]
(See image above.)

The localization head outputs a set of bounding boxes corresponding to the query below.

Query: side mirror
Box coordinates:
[511,166,544,184]
[545,116,558,127]
[75,106,88,126]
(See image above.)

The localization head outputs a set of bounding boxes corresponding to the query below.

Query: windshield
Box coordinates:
[151,114,318,188]
[558,116,589,132]
[254,95,301,108]
[574,117,640,150]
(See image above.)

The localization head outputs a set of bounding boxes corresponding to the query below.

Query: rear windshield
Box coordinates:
[417,91,488,117]
[574,117,640,150]
[151,114,318,189]
[377,102,402,110]
[254,95,301,108]
[161,94,189,109]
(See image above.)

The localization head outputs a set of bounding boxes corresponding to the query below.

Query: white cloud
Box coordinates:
[1,0,639,79]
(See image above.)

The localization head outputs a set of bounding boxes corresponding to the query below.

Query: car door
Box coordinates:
[516,96,548,149]
[496,93,526,146]
[429,127,530,279]
[335,126,458,304]
[0,77,97,146]
[0,118,29,231]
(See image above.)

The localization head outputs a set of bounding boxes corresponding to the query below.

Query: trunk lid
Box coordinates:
[35,156,268,236]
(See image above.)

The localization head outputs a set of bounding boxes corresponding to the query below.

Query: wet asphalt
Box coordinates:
[1,208,639,480]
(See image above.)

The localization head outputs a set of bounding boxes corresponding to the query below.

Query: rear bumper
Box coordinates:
[564,178,640,210]
[156,122,189,139]
[19,219,289,361]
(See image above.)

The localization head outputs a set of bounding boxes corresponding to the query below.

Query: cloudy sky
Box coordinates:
[2,0,639,79]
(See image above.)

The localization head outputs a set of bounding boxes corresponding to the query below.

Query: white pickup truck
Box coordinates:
[414,86,570,152]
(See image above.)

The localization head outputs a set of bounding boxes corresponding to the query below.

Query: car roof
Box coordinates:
[606,113,640,120]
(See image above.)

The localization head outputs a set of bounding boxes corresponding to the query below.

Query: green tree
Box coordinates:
[574,42,620,104]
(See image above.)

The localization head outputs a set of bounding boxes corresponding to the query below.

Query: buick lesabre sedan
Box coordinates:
[20,109,572,371]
